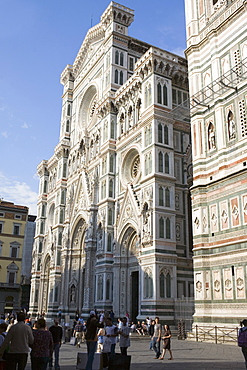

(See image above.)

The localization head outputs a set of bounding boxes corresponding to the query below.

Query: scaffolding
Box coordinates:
[172,57,247,121]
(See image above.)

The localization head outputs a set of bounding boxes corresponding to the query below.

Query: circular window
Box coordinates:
[131,156,140,179]
[121,149,141,186]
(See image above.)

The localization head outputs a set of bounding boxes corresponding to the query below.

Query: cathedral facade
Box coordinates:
[29,2,192,323]
[185,0,247,325]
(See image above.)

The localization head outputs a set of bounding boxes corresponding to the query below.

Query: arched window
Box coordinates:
[59,209,64,224]
[148,153,152,174]
[157,83,162,104]
[109,179,114,198]
[114,69,118,84]
[158,152,163,172]
[107,233,112,252]
[66,120,70,132]
[56,250,61,265]
[115,50,119,64]
[61,190,66,204]
[40,221,44,235]
[160,272,165,298]
[102,157,107,175]
[34,289,39,302]
[39,241,43,253]
[58,232,62,245]
[41,204,46,217]
[148,273,153,298]
[120,71,123,85]
[109,155,114,173]
[101,181,106,199]
[106,279,111,300]
[159,217,164,238]
[120,52,124,66]
[158,123,163,143]
[164,125,169,145]
[145,155,148,175]
[166,218,171,239]
[103,121,108,142]
[145,86,148,107]
[165,153,169,173]
[67,104,71,116]
[148,84,152,105]
[159,187,164,206]
[63,162,67,178]
[108,208,113,225]
[165,188,170,207]
[54,286,59,302]
[163,84,168,106]
[43,180,47,194]
[110,120,115,139]
[37,259,41,271]
[166,272,171,298]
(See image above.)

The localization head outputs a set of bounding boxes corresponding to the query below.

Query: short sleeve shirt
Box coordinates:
[153,323,161,337]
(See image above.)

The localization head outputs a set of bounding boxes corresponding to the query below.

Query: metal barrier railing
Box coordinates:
[194,325,239,344]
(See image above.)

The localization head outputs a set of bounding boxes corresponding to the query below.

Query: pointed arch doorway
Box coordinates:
[117,226,140,322]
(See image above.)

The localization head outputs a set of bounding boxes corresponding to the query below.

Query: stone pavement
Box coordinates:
[25,335,245,370]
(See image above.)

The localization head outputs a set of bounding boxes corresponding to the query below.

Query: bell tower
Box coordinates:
[185,0,247,327]
[101,2,134,36]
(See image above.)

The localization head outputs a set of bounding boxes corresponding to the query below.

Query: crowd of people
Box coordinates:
[0,309,174,370]
[0,312,62,370]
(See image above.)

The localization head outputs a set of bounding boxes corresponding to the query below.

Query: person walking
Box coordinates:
[73,320,84,348]
[148,319,155,350]
[152,317,161,359]
[105,318,118,356]
[238,319,247,369]
[30,318,53,370]
[119,317,130,355]
[0,311,34,370]
[49,319,63,370]
[85,311,104,370]
[159,324,173,360]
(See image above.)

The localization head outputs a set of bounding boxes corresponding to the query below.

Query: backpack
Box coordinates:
[238,327,247,347]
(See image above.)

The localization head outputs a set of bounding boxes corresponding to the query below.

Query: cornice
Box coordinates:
[73,23,105,76]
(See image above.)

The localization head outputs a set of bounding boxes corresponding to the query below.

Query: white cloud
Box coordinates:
[0,172,38,215]
[21,122,29,129]
[1,131,9,138]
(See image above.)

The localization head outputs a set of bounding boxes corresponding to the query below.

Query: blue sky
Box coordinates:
[0,0,186,215]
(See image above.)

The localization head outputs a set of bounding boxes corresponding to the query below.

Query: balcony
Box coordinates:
[0,282,20,290]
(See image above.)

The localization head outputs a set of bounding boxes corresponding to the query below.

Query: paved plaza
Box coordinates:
[24,335,246,370]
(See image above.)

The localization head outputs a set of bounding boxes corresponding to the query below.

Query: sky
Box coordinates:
[0,0,187,215]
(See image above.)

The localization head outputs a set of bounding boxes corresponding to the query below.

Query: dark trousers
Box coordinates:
[242,346,247,369]
[31,356,49,370]
[152,337,161,358]
[120,347,127,355]
[85,341,97,370]
[6,353,28,370]
[49,342,61,369]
